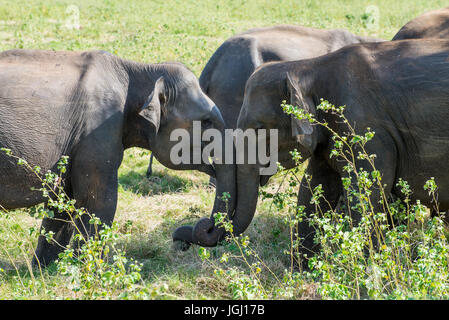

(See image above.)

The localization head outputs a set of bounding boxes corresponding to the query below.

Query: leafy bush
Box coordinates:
[0,148,148,299]
[3,98,449,299]
[199,99,449,300]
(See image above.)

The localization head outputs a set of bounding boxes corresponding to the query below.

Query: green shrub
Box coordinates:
[0,149,148,299]
[199,99,449,300]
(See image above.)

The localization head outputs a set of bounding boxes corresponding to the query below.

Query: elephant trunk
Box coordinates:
[191,162,236,246]
[173,106,260,248]
[173,106,237,247]
[173,162,259,248]
[228,163,260,237]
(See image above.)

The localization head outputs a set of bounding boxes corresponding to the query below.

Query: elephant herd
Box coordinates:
[1,6,449,266]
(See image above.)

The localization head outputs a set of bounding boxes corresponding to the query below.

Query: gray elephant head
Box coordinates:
[0,50,237,266]
[123,62,237,244]
[221,62,321,242]
[172,61,322,248]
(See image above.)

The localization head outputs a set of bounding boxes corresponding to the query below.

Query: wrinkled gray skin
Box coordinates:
[233,39,449,259]
[150,26,382,176]
[392,7,449,218]
[172,25,383,248]
[200,25,382,130]
[393,7,449,40]
[0,49,235,265]
[147,25,382,178]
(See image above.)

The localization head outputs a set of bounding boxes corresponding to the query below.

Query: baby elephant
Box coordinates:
[193,39,449,258]
[0,49,235,265]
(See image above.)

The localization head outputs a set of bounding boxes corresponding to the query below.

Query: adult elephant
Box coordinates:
[180,39,449,257]
[148,25,383,180]
[392,7,449,40]
[0,49,235,265]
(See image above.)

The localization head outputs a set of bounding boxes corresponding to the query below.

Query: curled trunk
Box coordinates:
[173,161,260,248]
[172,107,237,247]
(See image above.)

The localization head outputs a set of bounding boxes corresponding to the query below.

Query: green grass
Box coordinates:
[0,0,447,299]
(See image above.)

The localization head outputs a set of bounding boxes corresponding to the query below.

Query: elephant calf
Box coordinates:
[0,49,235,265]
[200,39,449,257]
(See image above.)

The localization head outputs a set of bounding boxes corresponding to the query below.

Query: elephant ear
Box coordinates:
[286,72,316,152]
[139,76,166,134]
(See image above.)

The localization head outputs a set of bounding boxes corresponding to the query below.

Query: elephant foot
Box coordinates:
[292,251,312,272]
[32,247,62,268]
[32,233,70,268]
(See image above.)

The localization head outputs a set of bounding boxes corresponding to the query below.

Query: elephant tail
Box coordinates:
[146,152,154,179]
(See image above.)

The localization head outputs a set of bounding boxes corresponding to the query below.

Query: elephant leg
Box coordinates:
[342,173,394,251]
[338,138,397,250]
[295,155,342,266]
[146,153,154,179]
[33,207,76,267]
[67,147,122,252]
